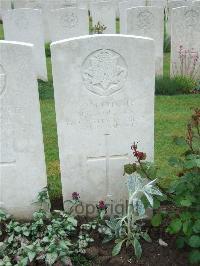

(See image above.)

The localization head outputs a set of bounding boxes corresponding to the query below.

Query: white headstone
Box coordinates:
[192,0,200,5]
[119,0,146,33]
[90,1,116,34]
[49,7,89,42]
[127,6,164,75]
[0,0,11,20]
[13,0,42,9]
[3,8,47,81]
[51,34,155,215]
[0,41,47,219]
[77,0,89,9]
[42,0,77,42]
[166,0,190,36]
[171,6,200,79]
[148,0,167,9]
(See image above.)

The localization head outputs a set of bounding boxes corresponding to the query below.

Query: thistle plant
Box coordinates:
[91,21,107,34]
[98,144,162,259]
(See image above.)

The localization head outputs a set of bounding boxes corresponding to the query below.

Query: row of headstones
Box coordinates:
[2,4,200,79]
[0,34,155,218]
[1,6,200,219]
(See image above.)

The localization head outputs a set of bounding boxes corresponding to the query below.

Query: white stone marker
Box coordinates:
[90,1,116,34]
[148,0,167,9]
[51,34,155,215]
[77,0,89,9]
[119,0,146,34]
[2,8,47,81]
[192,0,200,6]
[13,0,43,9]
[127,6,164,75]
[0,0,11,20]
[49,7,89,42]
[166,0,190,37]
[170,6,200,79]
[0,41,47,219]
[42,0,77,42]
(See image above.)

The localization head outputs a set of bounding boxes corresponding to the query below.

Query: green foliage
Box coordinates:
[97,169,161,259]
[155,76,197,95]
[0,192,93,265]
[165,109,200,264]
[91,21,107,34]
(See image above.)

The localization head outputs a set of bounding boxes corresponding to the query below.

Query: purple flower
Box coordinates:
[72,192,80,200]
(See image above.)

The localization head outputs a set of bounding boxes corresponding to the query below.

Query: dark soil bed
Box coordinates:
[50,198,189,266]
[86,224,189,266]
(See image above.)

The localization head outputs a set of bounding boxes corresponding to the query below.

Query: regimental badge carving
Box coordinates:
[137,11,154,31]
[82,49,128,96]
[184,10,199,27]
[0,64,6,96]
[61,13,78,28]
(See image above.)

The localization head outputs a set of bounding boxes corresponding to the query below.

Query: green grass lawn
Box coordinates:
[0,23,199,200]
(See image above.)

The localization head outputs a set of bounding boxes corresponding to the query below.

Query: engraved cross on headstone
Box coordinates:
[87,134,128,197]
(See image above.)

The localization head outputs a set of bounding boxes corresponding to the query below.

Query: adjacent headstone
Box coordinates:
[119,0,146,33]
[166,0,190,37]
[127,6,164,75]
[49,7,89,42]
[42,0,77,42]
[51,34,155,215]
[0,41,47,218]
[90,1,116,34]
[170,6,200,79]
[13,0,43,9]
[148,0,167,9]
[77,0,89,9]
[3,8,47,81]
[192,0,200,6]
[0,0,11,20]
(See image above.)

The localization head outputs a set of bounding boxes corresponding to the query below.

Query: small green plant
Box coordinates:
[97,144,162,259]
[91,21,107,34]
[34,186,51,210]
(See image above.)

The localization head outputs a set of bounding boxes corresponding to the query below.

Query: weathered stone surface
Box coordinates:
[51,35,155,216]
[49,7,89,41]
[13,0,43,9]
[0,41,47,218]
[42,0,77,42]
[127,6,164,75]
[2,8,47,81]
[0,0,11,20]
[166,0,191,37]
[119,0,146,34]
[170,6,200,79]
[90,1,116,34]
